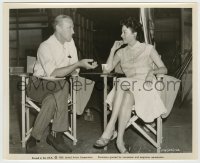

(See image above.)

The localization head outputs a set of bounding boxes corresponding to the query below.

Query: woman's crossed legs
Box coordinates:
[97,88,134,153]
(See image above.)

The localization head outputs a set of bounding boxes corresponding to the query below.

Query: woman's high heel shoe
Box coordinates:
[123,145,132,153]
[116,142,131,153]
[94,131,115,148]
[94,137,111,148]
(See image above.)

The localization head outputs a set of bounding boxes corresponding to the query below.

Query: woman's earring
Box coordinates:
[134,32,137,39]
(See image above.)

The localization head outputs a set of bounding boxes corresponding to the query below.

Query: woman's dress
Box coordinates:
[106,41,169,123]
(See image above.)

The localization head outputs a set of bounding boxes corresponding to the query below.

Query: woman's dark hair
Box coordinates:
[120,17,144,42]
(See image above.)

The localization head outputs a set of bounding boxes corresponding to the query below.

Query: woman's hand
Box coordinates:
[104,41,123,73]
[145,71,154,88]
[111,40,124,52]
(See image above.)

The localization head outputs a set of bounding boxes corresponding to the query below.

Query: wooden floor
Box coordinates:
[9,91,192,154]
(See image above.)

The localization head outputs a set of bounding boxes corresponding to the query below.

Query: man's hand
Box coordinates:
[78,59,98,70]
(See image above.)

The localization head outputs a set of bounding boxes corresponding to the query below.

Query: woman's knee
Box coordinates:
[115,88,125,99]
[124,91,135,107]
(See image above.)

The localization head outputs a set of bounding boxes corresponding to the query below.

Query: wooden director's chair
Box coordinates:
[101,63,167,153]
[20,56,78,148]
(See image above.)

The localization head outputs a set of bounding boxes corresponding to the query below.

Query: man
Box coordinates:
[26,15,97,153]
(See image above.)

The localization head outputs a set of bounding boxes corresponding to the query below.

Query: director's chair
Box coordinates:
[20,56,78,148]
[101,63,179,153]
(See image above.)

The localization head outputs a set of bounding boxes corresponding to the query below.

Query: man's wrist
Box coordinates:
[76,61,81,68]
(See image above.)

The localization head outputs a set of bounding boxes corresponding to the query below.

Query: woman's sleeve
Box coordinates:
[149,45,166,68]
[149,45,159,57]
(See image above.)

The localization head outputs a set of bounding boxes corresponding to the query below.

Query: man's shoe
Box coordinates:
[46,132,72,153]
[26,136,38,153]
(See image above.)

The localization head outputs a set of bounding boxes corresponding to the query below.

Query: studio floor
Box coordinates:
[9,87,192,154]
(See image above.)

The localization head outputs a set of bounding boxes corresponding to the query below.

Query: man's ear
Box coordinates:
[56,24,61,32]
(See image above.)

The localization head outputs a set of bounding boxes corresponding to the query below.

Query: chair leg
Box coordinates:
[103,76,108,151]
[25,107,30,135]
[157,117,162,153]
[63,77,78,145]
[157,147,161,153]
[72,97,77,145]
[21,76,26,148]
[103,76,108,130]
[160,118,163,144]
[70,112,73,134]
[72,77,77,145]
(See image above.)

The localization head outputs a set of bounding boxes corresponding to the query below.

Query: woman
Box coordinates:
[94,17,168,153]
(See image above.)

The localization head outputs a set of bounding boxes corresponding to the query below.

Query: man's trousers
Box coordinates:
[27,76,69,140]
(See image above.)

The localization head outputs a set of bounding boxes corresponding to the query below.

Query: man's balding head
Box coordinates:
[53,15,73,30]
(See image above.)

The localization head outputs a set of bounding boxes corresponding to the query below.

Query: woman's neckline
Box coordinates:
[127,41,139,49]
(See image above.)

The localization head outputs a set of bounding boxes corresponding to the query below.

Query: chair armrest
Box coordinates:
[9,72,31,77]
[101,73,114,78]
[18,73,32,78]
[37,76,65,81]
[100,73,122,78]
[29,75,78,81]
